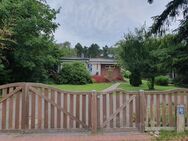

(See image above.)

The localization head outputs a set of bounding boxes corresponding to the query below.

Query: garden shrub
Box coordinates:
[124,70,131,78]
[173,74,188,88]
[0,62,10,84]
[129,69,142,87]
[59,62,92,85]
[155,75,169,86]
[147,80,153,90]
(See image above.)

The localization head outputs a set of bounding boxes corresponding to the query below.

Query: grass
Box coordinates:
[155,130,188,141]
[51,83,113,92]
[119,79,177,91]
[52,79,178,92]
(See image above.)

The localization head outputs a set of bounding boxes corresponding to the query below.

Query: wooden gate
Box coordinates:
[0,83,144,132]
[96,90,145,132]
[0,83,93,131]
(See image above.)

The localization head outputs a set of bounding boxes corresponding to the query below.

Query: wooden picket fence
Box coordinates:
[0,82,188,133]
[144,89,188,131]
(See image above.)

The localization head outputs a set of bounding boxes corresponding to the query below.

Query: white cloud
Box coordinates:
[47,0,171,47]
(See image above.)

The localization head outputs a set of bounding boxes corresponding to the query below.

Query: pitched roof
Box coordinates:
[60,57,117,64]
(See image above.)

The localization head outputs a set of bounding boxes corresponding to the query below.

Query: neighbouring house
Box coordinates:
[60,57,123,82]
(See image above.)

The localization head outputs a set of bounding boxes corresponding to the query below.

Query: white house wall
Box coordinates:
[88,63,101,76]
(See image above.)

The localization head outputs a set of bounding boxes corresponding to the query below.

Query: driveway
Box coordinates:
[0,132,152,141]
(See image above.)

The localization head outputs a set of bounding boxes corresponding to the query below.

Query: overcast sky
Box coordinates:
[46,0,171,47]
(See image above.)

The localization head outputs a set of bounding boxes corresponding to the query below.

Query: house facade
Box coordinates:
[60,57,123,81]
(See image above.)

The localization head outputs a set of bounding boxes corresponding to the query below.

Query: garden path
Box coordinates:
[102,82,120,92]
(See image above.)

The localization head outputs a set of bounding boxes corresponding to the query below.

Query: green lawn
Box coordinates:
[119,80,177,91]
[52,80,177,92]
[155,130,188,141]
[51,83,113,92]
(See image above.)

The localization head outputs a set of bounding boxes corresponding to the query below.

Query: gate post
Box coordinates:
[139,90,145,132]
[91,90,97,133]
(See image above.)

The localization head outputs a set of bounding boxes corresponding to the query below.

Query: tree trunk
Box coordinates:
[151,77,155,90]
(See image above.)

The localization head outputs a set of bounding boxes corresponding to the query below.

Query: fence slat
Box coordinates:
[126,94,129,127]
[106,94,110,128]
[123,94,127,127]
[21,85,27,129]
[112,94,116,128]
[135,95,140,128]
[91,91,97,133]
[174,95,177,127]
[63,94,67,128]
[156,94,160,127]
[150,94,154,127]
[109,94,113,128]
[88,95,92,128]
[103,94,106,128]
[82,95,85,127]
[97,95,100,128]
[99,94,103,127]
[15,92,20,129]
[119,93,123,128]
[116,93,120,127]
[129,94,133,127]
[50,90,55,128]
[168,95,173,127]
[76,95,79,128]
[8,88,13,129]
[139,90,145,132]
[145,95,149,127]
[38,88,42,129]
[2,89,7,129]
[31,93,36,129]
[25,86,29,129]
[69,94,73,128]
[56,92,61,128]
[44,88,49,129]
[162,95,166,127]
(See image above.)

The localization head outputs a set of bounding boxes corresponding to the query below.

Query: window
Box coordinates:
[105,65,115,69]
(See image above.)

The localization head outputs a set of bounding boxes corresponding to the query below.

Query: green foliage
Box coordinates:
[148,0,188,40]
[0,0,61,83]
[75,43,83,57]
[147,80,153,90]
[83,46,88,57]
[155,35,188,87]
[142,37,162,90]
[102,45,109,58]
[170,44,188,86]
[0,61,10,84]
[155,75,169,86]
[155,130,188,141]
[59,62,92,85]
[123,70,131,78]
[88,43,100,58]
[118,27,148,87]
[129,69,142,87]
[118,26,170,89]
[148,0,188,87]
[58,42,76,57]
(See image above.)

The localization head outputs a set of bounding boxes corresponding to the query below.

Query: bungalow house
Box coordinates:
[60,57,123,81]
